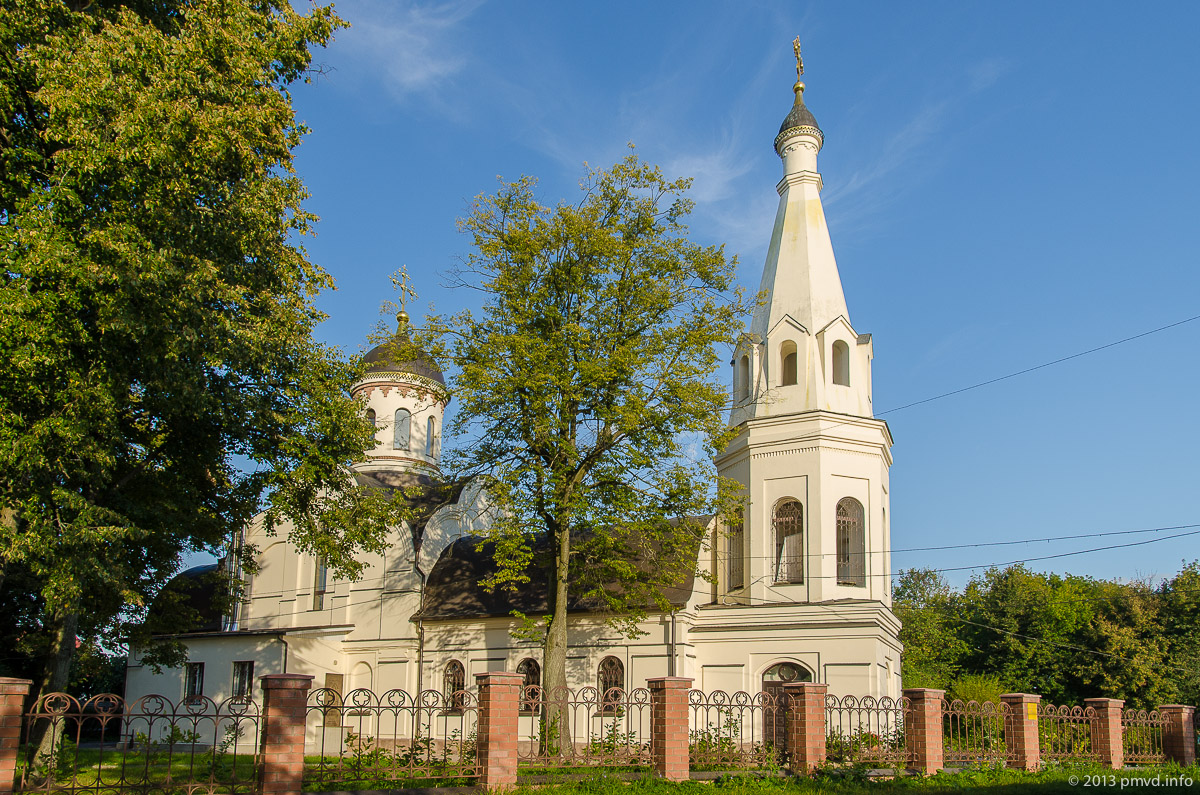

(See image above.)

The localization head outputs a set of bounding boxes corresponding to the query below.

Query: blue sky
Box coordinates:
[286,1,1200,588]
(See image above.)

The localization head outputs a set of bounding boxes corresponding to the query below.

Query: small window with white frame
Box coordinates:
[232,661,254,699]
[185,662,205,702]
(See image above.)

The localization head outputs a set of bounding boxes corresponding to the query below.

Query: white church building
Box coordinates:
[125,60,903,710]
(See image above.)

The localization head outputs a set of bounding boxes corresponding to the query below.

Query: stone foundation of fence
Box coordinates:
[258,674,313,795]
[0,678,31,795]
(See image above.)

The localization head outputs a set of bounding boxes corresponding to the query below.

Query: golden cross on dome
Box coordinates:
[393,266,417,314]
[793,36,804,80]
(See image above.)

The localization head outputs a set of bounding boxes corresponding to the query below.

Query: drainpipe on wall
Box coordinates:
[278,633,289,674]
[414,560,427,699]
[668,610,678,677]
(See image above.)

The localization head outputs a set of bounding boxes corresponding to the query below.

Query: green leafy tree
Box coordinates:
[893,568,968,689]
[0,0,402,706]
[431,153,748,747]
[1159,561,1200,705]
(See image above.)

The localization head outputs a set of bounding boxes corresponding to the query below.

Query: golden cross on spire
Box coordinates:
[793,36,804,80]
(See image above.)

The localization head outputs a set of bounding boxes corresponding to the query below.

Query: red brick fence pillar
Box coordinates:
[648,676,691,781]
[0,678,32,795]
[904,688,945,773]
[783,681,827,773]
[475,671,522,790]
[1084,698,1123,770]
[1001,693,1041,771]
[1159,704,1196,766]
[259,674,313,795]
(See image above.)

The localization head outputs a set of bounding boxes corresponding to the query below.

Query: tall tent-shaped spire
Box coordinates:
[732,42,872,422]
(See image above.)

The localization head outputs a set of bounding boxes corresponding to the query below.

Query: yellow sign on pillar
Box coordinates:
[1027,703,1038,721]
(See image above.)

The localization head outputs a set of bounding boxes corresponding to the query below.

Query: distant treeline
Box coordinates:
[894,562,1200,709]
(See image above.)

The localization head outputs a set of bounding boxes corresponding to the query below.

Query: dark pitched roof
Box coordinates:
[414,521,709,622]
[354,470,467,544]
[361,337,445,385]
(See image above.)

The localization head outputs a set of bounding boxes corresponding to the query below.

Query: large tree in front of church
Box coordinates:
[434,153,749,743]
[0,0,402,704]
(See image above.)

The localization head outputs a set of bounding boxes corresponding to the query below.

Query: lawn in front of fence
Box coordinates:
[17,744,259,795]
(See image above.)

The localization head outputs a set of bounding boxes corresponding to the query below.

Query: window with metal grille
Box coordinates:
[444,660,465,712]
[232,661,254,698]
[517,658,540,712]
[726,510,744,590]
[597,656,624,712]
[185,662,205,702]
[773,500,803,583]
[836,497,866,586]
[394,408,411,450]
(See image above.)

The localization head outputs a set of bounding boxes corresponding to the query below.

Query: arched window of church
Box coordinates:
[597,656,624,712]
[836,497,866,587]
[426,416,436,457]
[517,658,541,712]
[394,408,411,450]
[444,660,465,712]
[738,355,750,401]
[780,341,798,386]
[726,507,744,590]
[773,500,803,583]
[832,340,850,386]
[366,408,376,427]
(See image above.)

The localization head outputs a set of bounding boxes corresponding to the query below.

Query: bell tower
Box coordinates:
[715,44,895,613]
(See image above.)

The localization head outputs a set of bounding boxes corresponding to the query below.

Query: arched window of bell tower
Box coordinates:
[773,500,803,583]
[426,416,437,457]
[836,497,866,587]
[366,408,376,427]
[832,340,850,386]
[394,408,411,450]
[780,340,798,386]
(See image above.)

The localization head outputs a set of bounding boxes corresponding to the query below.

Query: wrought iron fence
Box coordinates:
[303,687,478,789]
[941,698,1010,766]
[687,689,782,770]
[516,686,652,771]
[1038,703,1098,762]
[19,692,261,795]
[1122,708,1168,764]
[824,694,909,768]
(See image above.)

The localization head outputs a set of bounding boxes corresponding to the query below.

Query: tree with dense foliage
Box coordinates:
[894,563,1199,707]
[430,153,747,745]
[0,0,402,702]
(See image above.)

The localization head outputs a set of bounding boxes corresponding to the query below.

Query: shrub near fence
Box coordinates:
[824,694,909,768]
[1038,703,1098,763]
[942,699,1009,767]
[515,686,653,772]
[303,687,479,789]
[687,689,780,770]
[1122,708,1168,764]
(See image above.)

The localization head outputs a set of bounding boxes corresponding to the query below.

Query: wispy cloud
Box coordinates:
[335,0,482,99]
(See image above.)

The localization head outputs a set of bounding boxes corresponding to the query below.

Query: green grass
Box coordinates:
[16,746,258,794]
[507,764,1200,795]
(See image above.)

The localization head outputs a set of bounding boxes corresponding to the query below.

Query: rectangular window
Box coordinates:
[312,556,328,610]
[185,662,205,701]
[726,513,744,590]
[232,661,254,698]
